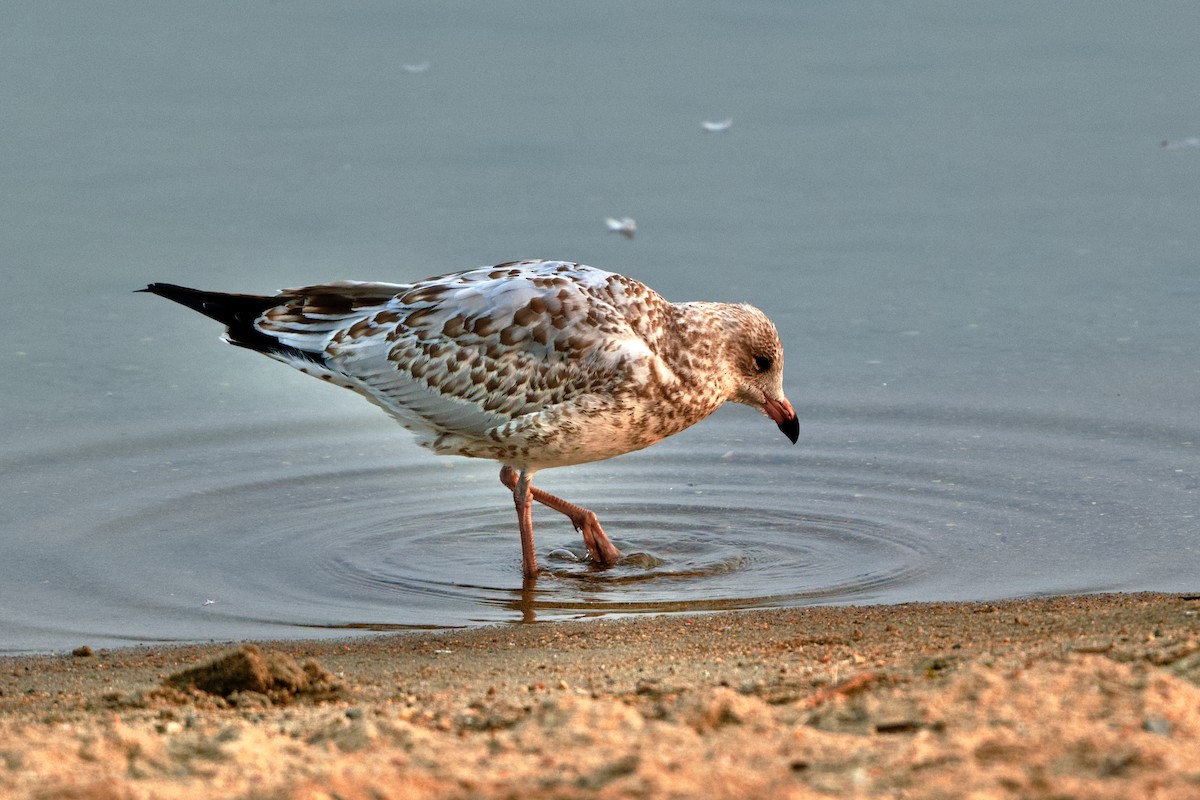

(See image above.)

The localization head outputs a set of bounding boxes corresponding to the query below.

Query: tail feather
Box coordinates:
[139,283,325,365]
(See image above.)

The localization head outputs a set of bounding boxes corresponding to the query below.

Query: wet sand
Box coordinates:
[2,592,1198,799]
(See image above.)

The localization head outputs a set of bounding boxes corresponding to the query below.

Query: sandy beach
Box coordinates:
[2,592,1198,799]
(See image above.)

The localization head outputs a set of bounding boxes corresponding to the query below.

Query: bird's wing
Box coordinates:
[255,261,661,440]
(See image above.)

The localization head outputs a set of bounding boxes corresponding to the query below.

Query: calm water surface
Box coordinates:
[2,2,1197,653]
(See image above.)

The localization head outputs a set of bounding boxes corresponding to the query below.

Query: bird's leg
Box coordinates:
[532,490,623,567]
[505,467,539,578]
[499,467,622,567]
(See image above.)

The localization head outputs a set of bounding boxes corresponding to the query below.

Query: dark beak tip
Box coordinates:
[778,416,800,445]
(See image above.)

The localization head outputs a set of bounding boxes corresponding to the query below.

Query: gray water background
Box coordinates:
[2,2,1197,653]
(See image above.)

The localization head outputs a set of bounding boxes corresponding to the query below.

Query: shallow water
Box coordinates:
[2,2,1198,652]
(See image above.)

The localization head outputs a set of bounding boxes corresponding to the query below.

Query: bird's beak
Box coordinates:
[763,396,799,444]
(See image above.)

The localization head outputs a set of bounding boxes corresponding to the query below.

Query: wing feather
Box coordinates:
[251,261,667,445]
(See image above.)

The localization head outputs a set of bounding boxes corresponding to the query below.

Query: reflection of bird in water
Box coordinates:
[142,260,797,579]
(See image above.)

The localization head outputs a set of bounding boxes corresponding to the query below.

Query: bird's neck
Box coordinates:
[669,301,743,356]
[659,301,743,394]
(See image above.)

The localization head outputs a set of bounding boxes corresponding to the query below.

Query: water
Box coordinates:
[2,2,1197,653]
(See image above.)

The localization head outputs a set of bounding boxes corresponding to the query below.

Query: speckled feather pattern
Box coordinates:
[235,260,787,472]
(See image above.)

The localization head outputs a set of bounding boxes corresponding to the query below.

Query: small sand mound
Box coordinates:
[163,644,339,704]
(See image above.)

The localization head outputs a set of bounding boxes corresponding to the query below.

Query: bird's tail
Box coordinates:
[138,283,323,364]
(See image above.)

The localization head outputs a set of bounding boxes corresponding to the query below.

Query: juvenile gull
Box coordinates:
[141,260,798,578]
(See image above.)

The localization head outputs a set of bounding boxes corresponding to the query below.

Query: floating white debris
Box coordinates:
[605,217,637,239]
[1161,137,1200,150]
[701,118,733,132]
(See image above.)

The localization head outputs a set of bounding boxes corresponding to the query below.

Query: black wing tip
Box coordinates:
[141,281,327,367]
[138,282,192,294]
[138,283,263,321]
[137,283,223,316]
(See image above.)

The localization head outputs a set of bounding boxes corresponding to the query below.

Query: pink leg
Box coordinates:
[508,469,538,578]
[500,467,622,568]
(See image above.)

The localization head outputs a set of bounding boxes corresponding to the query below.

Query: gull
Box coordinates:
[402,62,430,74]
[604,217,637,239]
[701,118,734,132]
[141,260,798,579]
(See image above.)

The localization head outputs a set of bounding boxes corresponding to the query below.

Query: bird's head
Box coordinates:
[721,304,799,444]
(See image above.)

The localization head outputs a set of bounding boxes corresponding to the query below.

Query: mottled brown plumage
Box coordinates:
[143,260,798,579]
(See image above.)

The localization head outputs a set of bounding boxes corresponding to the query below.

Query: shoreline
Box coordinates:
[3,592,1199,798]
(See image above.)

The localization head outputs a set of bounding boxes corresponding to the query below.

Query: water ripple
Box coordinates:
[1,400,1196,652]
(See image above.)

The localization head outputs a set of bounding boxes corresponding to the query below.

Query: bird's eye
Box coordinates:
[753,355,772,373]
